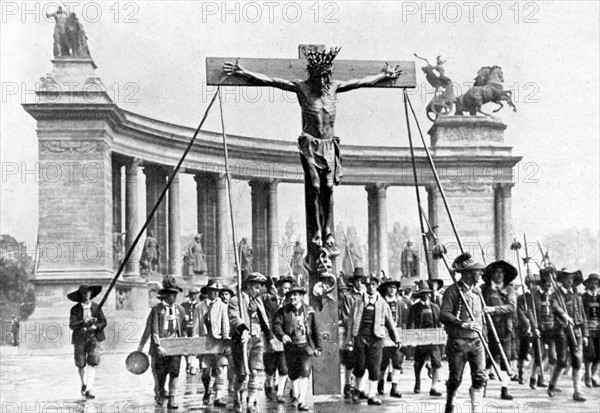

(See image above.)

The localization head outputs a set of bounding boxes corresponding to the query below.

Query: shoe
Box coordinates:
[298,404,310,411]
[276,395,286,404]
[377,379,384,395]
[501,387,513,400]
[529,377,537,390]
[573,392,586,402]
[547,384,555,398]
[203,391,211,405]
[80,385,87,396]
[214,399,227,408]
[155,394,164,406]
[584,375,592,388]
[351,389,360,403]
[367,397,382,405]
[390,384,402,398]
[265,386,273,400]
[84,390,95,400]
[414,383,421,394]
[167,397,178,409]
[359,391,368,400]
[430,389,442,397]
[387,372,392,382]
[343,384,353,398]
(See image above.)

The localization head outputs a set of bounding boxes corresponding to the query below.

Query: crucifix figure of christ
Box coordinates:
[206,46,415,395]
[210,45,415,274]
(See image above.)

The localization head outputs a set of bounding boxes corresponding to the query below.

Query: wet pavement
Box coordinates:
[1,345,598,412]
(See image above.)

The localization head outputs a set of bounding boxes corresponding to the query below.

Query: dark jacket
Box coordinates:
[69,302,107,344]
[228,291,273,341]
[407,299,442,329]
[481,282,517,336]
[551,287,588,337]
[149,302,186,356]
[440,281,488,339]
[273,303,322,354]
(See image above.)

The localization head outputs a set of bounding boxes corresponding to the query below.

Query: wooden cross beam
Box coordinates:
[206,44,416,88]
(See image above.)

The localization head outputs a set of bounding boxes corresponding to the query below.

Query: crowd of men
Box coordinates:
[66,253,599,413]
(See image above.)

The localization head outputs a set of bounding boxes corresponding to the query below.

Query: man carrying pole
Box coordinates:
[440,253,488,413]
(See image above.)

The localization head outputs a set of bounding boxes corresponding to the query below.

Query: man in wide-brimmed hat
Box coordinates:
[339,267,367,397]
[148,275,185,408]
[408,280,443,397]
[547,269,588,401]
[181,287,201,375]
[346,274,401,406]
[440,253,487,413]
[261,275,295,402]
[582,273,600,388]
[228,272,274,413]
[481,260,518,400]
[516,274,542,386]
[68,284,106,400]
[273,286,322,411]
[376,278,404,398]
[193,280,230,407]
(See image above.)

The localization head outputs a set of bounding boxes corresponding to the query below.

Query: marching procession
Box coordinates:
[67,253,600,413]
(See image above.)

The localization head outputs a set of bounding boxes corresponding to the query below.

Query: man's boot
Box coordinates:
[414,367,421,393]
[390,383,402,398]
[470,387,484,413]
[573,369,587,401]
[430,369,442,396]
[377,379,384,395]
[518,361,525,385]
[444,388,457,413]
[167,377,179,409]
[343,384,353,398]
[501,386,513,400]
[202,371,211,405]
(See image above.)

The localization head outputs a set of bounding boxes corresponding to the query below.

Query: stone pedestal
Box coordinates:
[21,58,149,351]
[428,116,515,272]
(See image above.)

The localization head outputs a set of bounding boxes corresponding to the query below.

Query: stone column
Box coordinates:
[366,185,378,273]
[111,156,123,270]
[168,170,181,276]
[426,185,439,278]
[144,165,168,274]
[266,181,279,278]
[494,183,504,260]
[195,173,216,276]
[375,184,388,275]
[125,158,140,276]
[215,174,228,278]
[501,183,513,260]
[250,180,268,275]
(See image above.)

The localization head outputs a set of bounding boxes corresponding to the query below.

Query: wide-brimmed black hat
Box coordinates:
[428,279,444,289]
[158,275,183,295]
[452,253,485,273]
[378,279,400,294]
[67,284,102,302]
[276,275,296,286]
[244,272,268,285]
[583,273,600,288]
[483,260,518,285]
[412,280,433,296]
[286,286,307,296]
[350,267,366,280]
[556,269,584,285]
[205,279,225,291]
[219,285,235,296]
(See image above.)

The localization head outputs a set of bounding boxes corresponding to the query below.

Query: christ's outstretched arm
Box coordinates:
[223,59,297,92]
[337,62,402,93]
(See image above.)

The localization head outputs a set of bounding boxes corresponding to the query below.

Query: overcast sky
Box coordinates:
[1,1,598,257]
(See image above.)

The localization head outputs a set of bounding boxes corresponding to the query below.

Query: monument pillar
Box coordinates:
[266,181,279,278]
[144,165,168,274]
[195,173,217,278]
[215,174,228,278]
[426,185,440,278]
[168,170,182,276]
[428,116,515,274]
[375,184,388,275]
[125,157,140,276]
[366,185,378,273]
[250,180,268,275]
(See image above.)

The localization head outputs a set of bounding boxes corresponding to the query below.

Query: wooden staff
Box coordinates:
[217,87,249,372]
[523,234,544,383]
[405,93,514,378]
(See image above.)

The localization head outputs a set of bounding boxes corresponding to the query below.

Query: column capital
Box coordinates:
[366,183,388,198]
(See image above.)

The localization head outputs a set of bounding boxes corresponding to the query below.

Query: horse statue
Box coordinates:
[415,53,458,121]
[426,84,456,121]
[454,66,517,116]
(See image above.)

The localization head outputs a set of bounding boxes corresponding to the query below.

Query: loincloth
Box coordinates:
[297,134,342,186]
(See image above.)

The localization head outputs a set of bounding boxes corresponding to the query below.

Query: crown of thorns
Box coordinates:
[301,46,341,75]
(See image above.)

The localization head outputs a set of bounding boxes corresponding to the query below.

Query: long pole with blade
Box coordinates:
[523,234,544,383]
[217,87,249,372]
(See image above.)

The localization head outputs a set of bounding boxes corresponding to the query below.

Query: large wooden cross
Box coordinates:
[206,45,415,395]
